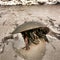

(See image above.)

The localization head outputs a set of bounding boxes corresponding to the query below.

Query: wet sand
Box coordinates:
[0,5,60,60]
[15,39,46,60]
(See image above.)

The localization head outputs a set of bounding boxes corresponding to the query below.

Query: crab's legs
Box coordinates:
[24,35,30,50]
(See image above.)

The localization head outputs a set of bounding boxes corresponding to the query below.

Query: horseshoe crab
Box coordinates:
[2,21,50,50]
[1,21,58,60]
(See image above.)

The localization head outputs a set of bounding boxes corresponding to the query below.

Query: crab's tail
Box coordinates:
[52,33,60,40]
[2,35,13,43]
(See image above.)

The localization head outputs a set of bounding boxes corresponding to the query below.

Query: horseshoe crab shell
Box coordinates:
[11,21,47,34]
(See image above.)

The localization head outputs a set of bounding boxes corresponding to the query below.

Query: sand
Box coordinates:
[0,5,60,60]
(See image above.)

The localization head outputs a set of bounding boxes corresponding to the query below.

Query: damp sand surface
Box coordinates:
[0,5,60,60]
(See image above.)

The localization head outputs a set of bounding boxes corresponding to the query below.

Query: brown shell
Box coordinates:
[11,21,47,34]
